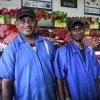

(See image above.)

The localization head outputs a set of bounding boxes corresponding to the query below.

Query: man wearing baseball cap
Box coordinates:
[0,7,57,100]
[54,18,100,100]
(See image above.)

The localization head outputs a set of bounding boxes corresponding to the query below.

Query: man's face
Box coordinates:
[70,24,85,42]
[15,15,37,37]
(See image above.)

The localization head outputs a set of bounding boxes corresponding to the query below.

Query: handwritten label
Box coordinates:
[84,29,90,35]
[0,15,5,24]
[90,22,99,29]
[11,17,16,24]
[54,20,66,27]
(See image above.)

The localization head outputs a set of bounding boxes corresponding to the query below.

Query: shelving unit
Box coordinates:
[84,22,100,63]
[0,21,100,62]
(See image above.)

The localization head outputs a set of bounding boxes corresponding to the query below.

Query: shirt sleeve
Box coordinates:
[0,45,15,80]
[92,49,100,79]
[53,46,67,79]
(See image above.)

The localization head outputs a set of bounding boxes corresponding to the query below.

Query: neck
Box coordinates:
[21,34,36,47]
[73,40,83,50]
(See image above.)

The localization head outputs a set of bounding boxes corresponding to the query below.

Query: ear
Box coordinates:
[35,19,38,26]
[68,31,71,35]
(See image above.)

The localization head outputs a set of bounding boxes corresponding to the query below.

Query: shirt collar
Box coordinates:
[15,33,44,44]
[70,41,91,54]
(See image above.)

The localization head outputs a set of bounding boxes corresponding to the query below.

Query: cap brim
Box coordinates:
[16,13,35,20]
[72,19,84,26]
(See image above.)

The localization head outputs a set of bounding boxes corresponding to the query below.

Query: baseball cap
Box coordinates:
[67,18,84,29]
[16,7,36,20]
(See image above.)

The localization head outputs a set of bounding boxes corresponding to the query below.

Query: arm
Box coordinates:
[92,49,100,99]
[63,79,71,99]
[56,78,65,100]
[2,78,14,100]
[95,77,100,100]
[56,78,71,100]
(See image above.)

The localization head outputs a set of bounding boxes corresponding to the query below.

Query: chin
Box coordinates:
[24,32,33,36]
[77,37,84,42]
[76,39,82,42]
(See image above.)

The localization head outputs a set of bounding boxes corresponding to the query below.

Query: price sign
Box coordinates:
[90,22,99,29]
[11,17,16,24]
[54,20,66,27]
[84,29,90,35]
[0,15,5,24]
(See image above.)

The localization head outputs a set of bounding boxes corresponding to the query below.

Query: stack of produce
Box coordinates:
[0,24,18,44]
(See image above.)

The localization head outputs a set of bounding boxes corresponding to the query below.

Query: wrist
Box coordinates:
[66,98,71,100]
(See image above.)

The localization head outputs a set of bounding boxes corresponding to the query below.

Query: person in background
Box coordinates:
[0,7,57,100]
[54,18,100,100]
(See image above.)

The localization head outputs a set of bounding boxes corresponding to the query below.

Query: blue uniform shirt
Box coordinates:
[54,41,100,100]
[0,33,57,100]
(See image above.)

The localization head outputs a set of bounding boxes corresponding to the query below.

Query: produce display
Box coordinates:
[0,24,100,61]
[0,7,100,63]
[0,24,100,48]
[0,7,100,24]
[0,24,18,45]
[0,24,100,63]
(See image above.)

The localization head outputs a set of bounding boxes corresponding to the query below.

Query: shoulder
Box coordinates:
[36,34,53,45]
[44,38,54,46]
[57,43,71,51]
[83,43,95,55]
[56,44,68,54]
[3,39,18,55]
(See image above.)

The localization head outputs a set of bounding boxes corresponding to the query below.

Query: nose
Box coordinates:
[75,29,81,34]
[25,20,30,24]
[24,19,32,26]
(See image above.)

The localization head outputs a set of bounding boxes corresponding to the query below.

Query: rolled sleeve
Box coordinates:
[53,46,67,79]
[0,47,15,80]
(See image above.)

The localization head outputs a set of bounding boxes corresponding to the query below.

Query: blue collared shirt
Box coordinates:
[54,41,100,100]
[0,33,57,100]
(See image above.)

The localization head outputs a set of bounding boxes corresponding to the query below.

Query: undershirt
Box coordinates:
[79,48,86,62]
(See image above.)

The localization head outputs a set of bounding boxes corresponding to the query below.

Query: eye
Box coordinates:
[79,27,84,30]
[78,28,81,31]
[18,19,25,24]
[71,27,84,32]
[29,19,34,23]
[71,28,76,31]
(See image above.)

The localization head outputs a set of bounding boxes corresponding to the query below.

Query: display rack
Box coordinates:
[0,21,100,62]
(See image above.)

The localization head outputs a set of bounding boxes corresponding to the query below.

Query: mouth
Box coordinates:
[77,35,83,38]
[24,28,32,32]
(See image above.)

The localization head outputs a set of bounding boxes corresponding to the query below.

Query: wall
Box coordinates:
[0,0,100,18]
